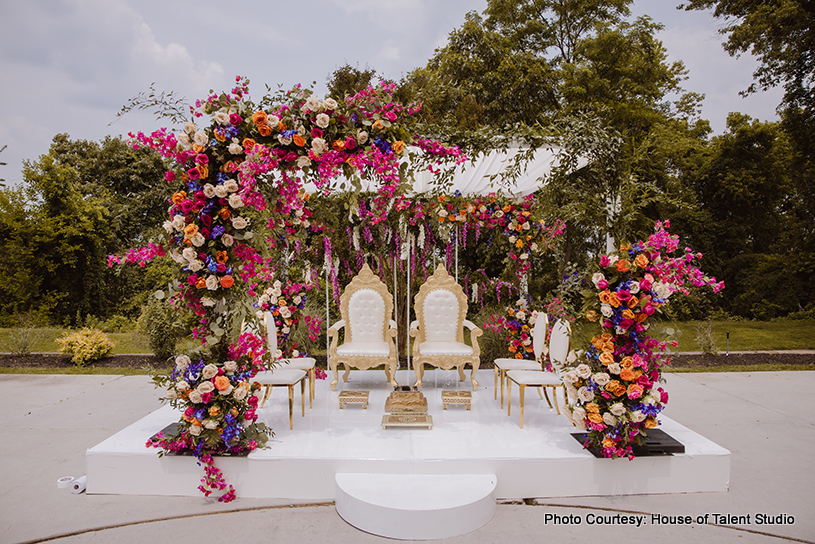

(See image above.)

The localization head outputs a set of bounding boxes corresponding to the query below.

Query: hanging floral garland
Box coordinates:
[561,221,724,459]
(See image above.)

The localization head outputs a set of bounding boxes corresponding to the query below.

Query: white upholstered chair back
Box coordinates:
[422,289,460,343]
[549,319,571,366]
[264,311,278,359]
[347,288,386,343]
[532,312,549,362]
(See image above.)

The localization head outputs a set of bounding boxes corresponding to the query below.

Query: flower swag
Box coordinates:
[561,221,724,459]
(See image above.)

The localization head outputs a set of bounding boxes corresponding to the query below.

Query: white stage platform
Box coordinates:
[86,369,730,501]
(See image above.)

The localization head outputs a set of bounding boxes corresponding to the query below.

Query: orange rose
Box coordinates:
[219,208,231,220]
[332,139,346,151]
[219,275,234,289]
[372,119,384,130]
[278,121,287,131]
[214,375,231,391]
[587,413,604,424]
[193,144,206,153]
[599,352,615,365]
[195,277,207,289]
[644,417,658,429]
[627,295,639,308]
[515,353,523,359]
[392,140,405,154]
[293,134,306,147]
[515,239,524,248]
[620,368,638,381]
[208,406,221,417]
[602,438,616,449]
[183,224,199,238]
[258,123,272,137]
[251,111,268,125]
[634,254,649,268]
[585,402,600,413]
[607,292,621,308]
[599,290,613,304]
[627,383,644,399]
[616,259,631,272]
[197,164,209,179]
[216,251,228,264]
[636,313,649,322]
[172,191,187,205]
[621,356,634,368]
[622,309,635,320]
[586,310,599,322]
[242,138,256,151]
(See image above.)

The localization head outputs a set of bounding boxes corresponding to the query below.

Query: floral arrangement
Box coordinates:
[561,221,724,459]
[255,279,323,359]
[483,298,538,360]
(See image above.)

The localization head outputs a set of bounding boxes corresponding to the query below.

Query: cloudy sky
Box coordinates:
[0,0,783,186]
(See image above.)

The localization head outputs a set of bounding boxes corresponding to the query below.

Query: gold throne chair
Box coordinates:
[410,264,483,390]
[327,264,399,391]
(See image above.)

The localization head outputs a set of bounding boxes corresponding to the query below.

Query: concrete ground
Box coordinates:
[1,371,813,544]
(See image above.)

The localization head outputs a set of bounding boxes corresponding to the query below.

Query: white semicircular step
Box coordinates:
[335,473,497,540]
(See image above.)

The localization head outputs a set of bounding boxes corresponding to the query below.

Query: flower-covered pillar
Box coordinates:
[561,221,724,459]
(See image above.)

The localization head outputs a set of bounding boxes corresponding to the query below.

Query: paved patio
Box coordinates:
[1,370,813,543]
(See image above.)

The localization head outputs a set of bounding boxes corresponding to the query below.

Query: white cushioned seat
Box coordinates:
[418,341,474,356]
[337,341,391,357]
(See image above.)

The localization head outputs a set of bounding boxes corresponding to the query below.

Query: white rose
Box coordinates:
[203,183,216,198]
[281,326,290,334]
[562,370,579,385]
[201,297,216,307]
[293,295,302,305]
[214,184,229,198]
[197,381,215,394]
[601,304,613,317]
[224,361,238,372]
[188,390,203,404]
[205,275,219,290]
[296,155,311,168]
[304,96,320,112]
[165,388,178,399]
[228,141,243,155]
[193,131,208,146]
[566,350,577,364]
[175,355,190,370]
[172,215,186,231]
[228,194,244,208]
[189,424,203,436]
[592,272,606,288]
[654,282,673,300]
[631,410,646,422]
[603,412,618,426]
[169,250,185,264]
[520,253,528,260]
[311,137,328,154]
[509,236,517,243]
[214,112,230,125]
[629,281,640,294]
[315,113,330,128]
[572,406,587,422]
[523,222,530,230]
[610,403,626,417]
[184,121,197,134]
[576,364,592,379]
[181,247,197,262]
[278,134,292,145]
[232,217,248,229]
[271,287,282,298]
[233,386,248,401]
[356,130,368,145]
[292,349,300,358]
[218,385,234,395]
[203,419,219,430]
[221,234,234,247]
[224,179,239,193]
[279,306,292,319]
[516,311,526,321]
[607,254,619,266]
[190,233,205,247]
[202,363,218,379]
[577,386,594,403]
[592,372,610,387]
[188,260,203,272]
[323,97,338,110]
[177,132,192,149]
[162,220,173,233]
[268,114,280,127]
[531,242,539,251]
[607,362,622,375]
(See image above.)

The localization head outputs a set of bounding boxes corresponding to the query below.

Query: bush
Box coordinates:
[138,297,188,359]
[56,328,114,366]
[8,313,46,356]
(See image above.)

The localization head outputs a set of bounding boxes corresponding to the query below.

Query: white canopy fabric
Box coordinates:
[304,145,589,198]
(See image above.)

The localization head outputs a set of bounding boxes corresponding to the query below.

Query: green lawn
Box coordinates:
[1,319,813,358]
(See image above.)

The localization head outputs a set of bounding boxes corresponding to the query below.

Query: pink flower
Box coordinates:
[165,171,176,182]
[600,255,611,267]
[229,113,242,125]
[384,111,397,122]
[195,154,209,165]
[598,279,609,290]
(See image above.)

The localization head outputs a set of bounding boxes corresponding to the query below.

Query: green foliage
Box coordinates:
[694,320,719,356]
[8,314,47,356]
[326,63,379,99]
[137,297,188,360]
[56,328,114,366]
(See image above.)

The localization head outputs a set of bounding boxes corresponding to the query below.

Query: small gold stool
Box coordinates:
[442,390,472,410]
[339,390,370,409]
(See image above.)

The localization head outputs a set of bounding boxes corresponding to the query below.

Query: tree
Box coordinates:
[326,63,379,98]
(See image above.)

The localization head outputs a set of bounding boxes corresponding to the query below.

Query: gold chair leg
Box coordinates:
[538,386,544,399]
[507,379,511,416]
[301,378,306,417]
[500,370,506,409]
[260,384,273,408]
[494,367,498,400]
[552,386,561,415]
[288,385,294,430]
[520,384,526,429]
[308,368,315,409]
[542,387,553,408]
